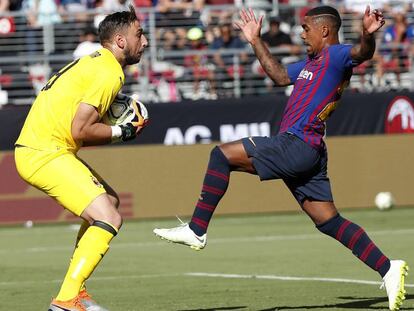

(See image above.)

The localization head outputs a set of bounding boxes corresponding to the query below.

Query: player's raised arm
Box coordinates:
[351,6,385,63]
[234,8,291,86]
[71,102,137,146]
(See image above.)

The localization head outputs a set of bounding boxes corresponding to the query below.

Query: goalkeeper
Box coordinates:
[14,6,148,311]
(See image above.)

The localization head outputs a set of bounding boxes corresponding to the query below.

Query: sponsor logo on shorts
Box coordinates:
[248,137,257,147]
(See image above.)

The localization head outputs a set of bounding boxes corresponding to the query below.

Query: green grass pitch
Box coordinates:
[0,207,413,310]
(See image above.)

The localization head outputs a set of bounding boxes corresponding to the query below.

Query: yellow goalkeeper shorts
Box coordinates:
[15,146,106,216]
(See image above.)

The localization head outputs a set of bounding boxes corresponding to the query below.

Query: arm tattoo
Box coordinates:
[251,39,291,86]
[352,31,376,62]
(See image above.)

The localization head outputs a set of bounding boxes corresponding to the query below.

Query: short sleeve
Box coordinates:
[287,59,306,83]
[330,44,358,69]
[81,70,122,116]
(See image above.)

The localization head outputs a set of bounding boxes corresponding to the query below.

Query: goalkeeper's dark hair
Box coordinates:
[306,6,342,32]
[98,5,138,45]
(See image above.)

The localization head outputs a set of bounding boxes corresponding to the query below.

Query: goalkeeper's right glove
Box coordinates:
[111,123,137,143]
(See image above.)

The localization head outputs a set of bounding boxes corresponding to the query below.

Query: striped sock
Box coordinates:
[189,146,230,236]
[317,214,390,277]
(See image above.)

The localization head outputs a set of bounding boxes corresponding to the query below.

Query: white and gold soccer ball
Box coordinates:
[375,192,394,211]
[102,93,149,127]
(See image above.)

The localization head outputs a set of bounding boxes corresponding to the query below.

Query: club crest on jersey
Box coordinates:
[298,69,313,81]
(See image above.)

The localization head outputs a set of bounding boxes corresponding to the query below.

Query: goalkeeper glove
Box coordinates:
[111,123,137,143]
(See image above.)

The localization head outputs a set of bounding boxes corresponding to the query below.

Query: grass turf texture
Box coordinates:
[0,207,413,310]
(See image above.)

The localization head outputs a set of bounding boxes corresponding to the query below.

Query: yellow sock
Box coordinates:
[73,220,90,292]
[76,220,90,246]
[56,222,118,301]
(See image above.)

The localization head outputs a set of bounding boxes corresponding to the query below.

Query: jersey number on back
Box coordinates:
[41,59,80,91]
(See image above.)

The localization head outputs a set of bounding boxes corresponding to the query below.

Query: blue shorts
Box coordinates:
[242,133,333,203]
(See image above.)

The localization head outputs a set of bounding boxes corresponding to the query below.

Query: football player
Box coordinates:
[15,6,148,311]
[154,6,408,311]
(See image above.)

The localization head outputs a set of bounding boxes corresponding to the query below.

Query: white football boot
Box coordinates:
[381,260,409,310]
[153,221,207,250]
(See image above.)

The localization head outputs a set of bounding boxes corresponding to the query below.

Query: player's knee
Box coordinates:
[210,146,229,164]
[108,212,123,230]
[92,220,120,237]
[83,194,122,228]
[316,213,342,235]
[91,210,123,230]
[109,193,120,209]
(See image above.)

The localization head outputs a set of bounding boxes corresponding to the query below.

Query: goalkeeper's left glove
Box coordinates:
[111,123,137,143]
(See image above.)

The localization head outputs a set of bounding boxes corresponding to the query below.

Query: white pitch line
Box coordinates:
[0,273,181,286]
[207,228,414,244]
[185,272,414,288]
[0,228,414,255]
[2,271,412,290]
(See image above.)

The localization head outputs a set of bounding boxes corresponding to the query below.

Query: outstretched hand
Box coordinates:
[363,6,385,34]
[234,8,264,44]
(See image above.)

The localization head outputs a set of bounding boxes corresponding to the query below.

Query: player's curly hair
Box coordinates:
[98,5,138,45]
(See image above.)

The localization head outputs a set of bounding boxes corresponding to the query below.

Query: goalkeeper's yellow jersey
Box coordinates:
[16,48,125,154]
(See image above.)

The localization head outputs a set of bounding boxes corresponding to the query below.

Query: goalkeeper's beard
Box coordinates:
[124,47,142,66]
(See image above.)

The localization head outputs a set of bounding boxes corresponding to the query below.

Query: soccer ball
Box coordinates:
[102,93,148,127]
[374,192,394,211]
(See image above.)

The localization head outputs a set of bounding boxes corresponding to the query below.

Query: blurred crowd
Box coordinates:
[0,0,414,103]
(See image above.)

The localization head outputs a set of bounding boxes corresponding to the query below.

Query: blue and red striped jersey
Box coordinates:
[279,44,358,149]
